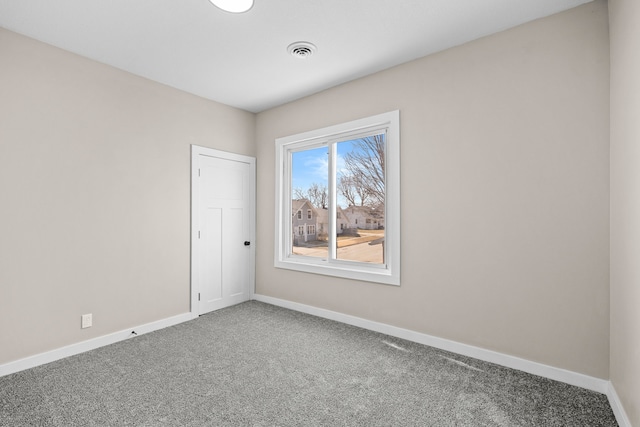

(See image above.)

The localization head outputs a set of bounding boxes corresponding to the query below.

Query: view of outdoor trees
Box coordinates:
[291,134,386,264]
[338,134,385,209]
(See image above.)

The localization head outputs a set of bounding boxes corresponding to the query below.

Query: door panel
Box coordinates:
[201,208,223,307]
[224,208,246,298]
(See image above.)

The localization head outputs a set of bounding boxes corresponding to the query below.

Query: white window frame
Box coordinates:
[275,110,400,286]
[307,209,312,220]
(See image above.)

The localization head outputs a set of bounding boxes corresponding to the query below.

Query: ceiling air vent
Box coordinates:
[287,42,317,59]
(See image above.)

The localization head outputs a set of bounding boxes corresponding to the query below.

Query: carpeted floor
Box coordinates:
[0,301,618,426]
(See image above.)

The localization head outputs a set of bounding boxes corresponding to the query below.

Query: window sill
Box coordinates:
[275,257,400,286]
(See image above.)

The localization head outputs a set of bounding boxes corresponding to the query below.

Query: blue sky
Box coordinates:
[292,140,355,208]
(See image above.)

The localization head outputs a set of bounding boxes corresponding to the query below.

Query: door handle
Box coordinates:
[244,241,251,246]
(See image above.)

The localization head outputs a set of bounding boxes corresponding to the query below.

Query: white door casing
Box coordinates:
[191,146,256,317]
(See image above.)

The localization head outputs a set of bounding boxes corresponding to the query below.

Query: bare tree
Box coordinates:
[294,182,328,209]
[338,176,358,207]
[338,175,370,207]
[339,135,385,207]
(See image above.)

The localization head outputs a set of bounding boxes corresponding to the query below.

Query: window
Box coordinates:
[275,111,400,285]
[297,211,302,220]
[298,226,304,235]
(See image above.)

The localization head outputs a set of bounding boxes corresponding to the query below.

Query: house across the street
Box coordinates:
[291,199,318,245]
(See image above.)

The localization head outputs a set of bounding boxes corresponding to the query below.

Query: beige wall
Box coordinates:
[0,28,255,364]
[610,0,640,424]
[256,1,610,378]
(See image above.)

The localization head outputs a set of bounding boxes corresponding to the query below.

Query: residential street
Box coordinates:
[292,233,384,264]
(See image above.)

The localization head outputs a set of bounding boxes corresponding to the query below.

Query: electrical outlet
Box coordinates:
[81,313,92,329]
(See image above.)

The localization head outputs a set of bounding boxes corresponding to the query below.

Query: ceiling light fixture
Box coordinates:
[208,0,254,13]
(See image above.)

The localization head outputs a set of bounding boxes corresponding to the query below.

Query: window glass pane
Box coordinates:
[335,134,385,264]
[291,146,329,259]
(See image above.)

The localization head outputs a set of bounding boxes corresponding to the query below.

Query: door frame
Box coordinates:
[191,145,256,318]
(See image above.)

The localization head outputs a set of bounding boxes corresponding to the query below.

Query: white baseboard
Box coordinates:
[0,312,192,378]
[252,294,609,394]
[607,383,633,427]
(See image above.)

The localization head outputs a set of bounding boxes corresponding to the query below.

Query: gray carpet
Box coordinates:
[0,301,617,426]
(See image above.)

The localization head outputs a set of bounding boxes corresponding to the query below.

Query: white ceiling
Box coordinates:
[0,0,593,113]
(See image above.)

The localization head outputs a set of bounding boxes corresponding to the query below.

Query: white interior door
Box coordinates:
[191,146,255,316]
